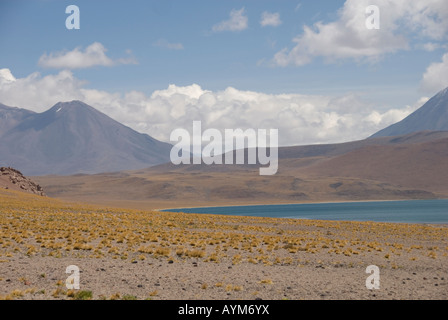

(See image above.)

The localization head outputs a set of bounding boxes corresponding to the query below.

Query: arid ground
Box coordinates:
[1,189,447,300]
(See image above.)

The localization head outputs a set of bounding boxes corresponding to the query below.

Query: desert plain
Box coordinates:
[0,188,446,300]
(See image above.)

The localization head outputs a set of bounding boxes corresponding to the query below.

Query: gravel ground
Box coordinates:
[1,241,446,300]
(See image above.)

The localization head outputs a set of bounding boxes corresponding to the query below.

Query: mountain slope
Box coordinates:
[0,103,35,138]
[371,87,448,137]
[35,130,448,210]
[298,136,448,195]
[0,101,172,175]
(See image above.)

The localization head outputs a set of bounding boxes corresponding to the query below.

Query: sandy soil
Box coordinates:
[1,253,446,300]
[1,221,447,300]
[1,189,447,300]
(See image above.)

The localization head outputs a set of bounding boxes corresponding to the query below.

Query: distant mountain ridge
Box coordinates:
[0,103,35,137]
[35,130,448,210]
[371,87,448,138]
[0,101,172,176]
[2,86,448,177]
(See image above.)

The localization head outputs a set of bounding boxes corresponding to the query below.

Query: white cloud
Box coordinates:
[260,12,282,27]
[153,39,184,50]
[212,8,248,32]
[0,68,16,85]
[38,42,137,69]
[421,52,448,94]
[274,0,448,66]
[0,69,418,146]
[420,42,441,52]
[0,69,85,111]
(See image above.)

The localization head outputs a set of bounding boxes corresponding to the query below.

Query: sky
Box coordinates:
[1,0,448,146]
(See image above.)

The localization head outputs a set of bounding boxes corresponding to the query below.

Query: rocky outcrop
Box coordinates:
[0,167,46,196]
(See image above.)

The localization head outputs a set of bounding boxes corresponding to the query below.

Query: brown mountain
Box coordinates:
[34,131,448,210]
[283,133,448,196]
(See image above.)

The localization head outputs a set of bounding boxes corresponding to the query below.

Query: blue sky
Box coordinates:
[1,0,447,145]
[1,1,346,92]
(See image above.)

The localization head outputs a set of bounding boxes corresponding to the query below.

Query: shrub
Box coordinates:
[74,290,93,300]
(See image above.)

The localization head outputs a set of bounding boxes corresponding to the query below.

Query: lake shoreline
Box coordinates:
[158,198,424,211]
[160,199,448,225]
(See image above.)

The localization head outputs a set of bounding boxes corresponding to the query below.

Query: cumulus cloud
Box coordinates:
[0,68,418,146]
[0,68,16,85]
[212,8,248,32]
[0,69,85,112]
[38,42,137,69]
[260,12,282,27]
[421,52,448,94]
[274,0,448,66]
[153,39,184,50]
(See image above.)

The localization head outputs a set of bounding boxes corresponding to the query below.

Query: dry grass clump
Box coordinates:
[259,279,273,284]
[224,284,243,292]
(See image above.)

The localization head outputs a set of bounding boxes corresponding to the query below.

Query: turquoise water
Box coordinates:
[163,199,448,224]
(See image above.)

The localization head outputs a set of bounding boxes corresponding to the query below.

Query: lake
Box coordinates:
[163,199,448,224]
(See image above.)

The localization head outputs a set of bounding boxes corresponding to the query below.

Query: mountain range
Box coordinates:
[24,86,448,209]
[0,101,172,175]
[34,130,448,210]
[1,86,448,208]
